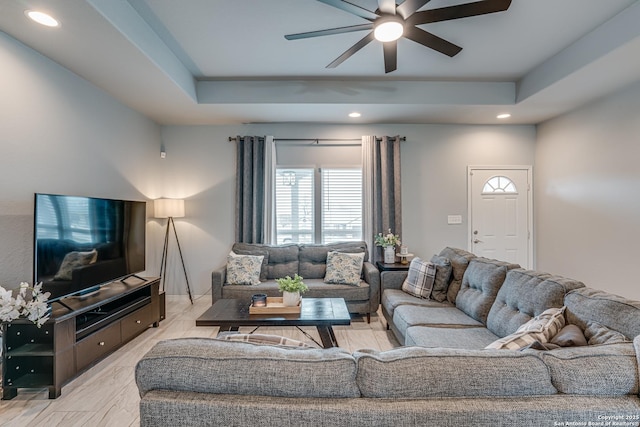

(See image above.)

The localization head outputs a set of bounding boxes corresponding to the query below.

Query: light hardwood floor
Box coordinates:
[0,295,399,427]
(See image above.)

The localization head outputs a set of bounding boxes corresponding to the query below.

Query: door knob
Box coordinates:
[473,239,483,244]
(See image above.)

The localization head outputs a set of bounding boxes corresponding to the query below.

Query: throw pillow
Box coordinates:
[54,249,98,280]
[550,324,588,347]
[429,255,453,302]
[401,257,436,299]
[324,251,365,286]
[485,307,566,350]
[231,247,270,282]
[216,333,312,348]
[584,321,630,345]
[226,252,264,285]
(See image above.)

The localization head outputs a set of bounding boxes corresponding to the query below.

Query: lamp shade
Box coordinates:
[154,198,185,218]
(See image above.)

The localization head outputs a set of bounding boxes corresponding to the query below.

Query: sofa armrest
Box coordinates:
[380,271,408,292]
[363,261,380,311]
[211,265,226,304]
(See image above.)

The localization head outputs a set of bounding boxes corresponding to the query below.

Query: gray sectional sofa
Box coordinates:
[136,246,640,426]
[211,241,379,322]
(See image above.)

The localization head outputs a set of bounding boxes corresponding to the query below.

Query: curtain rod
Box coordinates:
[228,136,406,143]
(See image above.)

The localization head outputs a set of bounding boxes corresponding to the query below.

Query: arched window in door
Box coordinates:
[482,175,518,194]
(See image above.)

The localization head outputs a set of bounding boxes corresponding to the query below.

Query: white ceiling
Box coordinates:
[1,0,639,125]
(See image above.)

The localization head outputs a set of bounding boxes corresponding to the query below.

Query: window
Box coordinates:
[482,176,518,194]
[275,167,362,244]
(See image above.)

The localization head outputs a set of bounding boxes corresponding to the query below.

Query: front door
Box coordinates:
[468,167,532,268]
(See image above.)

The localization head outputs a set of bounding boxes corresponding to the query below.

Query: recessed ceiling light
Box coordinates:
[348,112,361,118]
[497,113,511,119]
[25,10,59,28]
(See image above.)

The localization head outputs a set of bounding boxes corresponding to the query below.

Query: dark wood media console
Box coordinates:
[1,277,160,400]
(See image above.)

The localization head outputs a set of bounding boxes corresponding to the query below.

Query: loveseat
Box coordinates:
[211,241,379,322]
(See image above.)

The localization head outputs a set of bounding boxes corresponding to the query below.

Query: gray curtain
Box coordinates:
[235,136,265,243]
[362,135,402,263]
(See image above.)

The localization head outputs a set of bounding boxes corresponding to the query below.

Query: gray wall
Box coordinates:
[536,81,640,300]
[160,123,536,295]
[0,33,161,289]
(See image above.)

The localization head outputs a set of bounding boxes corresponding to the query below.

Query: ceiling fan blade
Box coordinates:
[383,41,398,73]
[317,0,379,21]
[404,26,462,57]
[396,0,431,19]
[378,0,397,15]
[327,32,375,68]
[285,23,373,40]
[408,0,512,25]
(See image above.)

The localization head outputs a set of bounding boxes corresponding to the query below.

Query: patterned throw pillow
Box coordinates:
[216,333,312,348]
[226,252,264,285]
[54,249,98,280]
[324,251,365,286]
[485,307,566,350]
[401,257,436,299]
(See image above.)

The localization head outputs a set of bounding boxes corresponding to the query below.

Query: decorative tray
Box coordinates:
[248,297,301,314]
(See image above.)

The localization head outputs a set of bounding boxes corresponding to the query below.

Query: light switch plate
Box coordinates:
[448,215,462,225]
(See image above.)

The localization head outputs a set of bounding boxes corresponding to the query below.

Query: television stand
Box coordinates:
[1,277,160,400]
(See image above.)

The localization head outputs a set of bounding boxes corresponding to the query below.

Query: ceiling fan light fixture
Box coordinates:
[374,15,404,42]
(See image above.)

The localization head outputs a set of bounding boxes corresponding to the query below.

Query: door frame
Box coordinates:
[467,165,534,268]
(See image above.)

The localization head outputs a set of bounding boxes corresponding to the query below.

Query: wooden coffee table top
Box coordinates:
[196,297,351,328]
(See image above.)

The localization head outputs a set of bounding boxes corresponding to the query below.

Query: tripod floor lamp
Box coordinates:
[154,198,193,304]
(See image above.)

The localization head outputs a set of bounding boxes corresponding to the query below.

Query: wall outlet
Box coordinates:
[447,215,462,225]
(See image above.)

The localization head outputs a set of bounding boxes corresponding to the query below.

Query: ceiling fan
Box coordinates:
[285,0,512,73]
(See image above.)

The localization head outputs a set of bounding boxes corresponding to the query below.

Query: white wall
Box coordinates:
[160,123,536,296]
[536,81,640,300]
[0,33,162,289]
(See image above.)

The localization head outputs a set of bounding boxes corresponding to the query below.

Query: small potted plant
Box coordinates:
[375,229,401,264]
[276,274,308,307]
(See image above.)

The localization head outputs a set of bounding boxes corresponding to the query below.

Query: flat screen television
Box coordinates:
[34,193,146,302]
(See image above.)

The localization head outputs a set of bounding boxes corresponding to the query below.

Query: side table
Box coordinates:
[376,261,411,305]
[376,261,411,272]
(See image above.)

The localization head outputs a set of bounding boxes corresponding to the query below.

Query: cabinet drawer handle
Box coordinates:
[99,341,105,346]
[136,320,141,324]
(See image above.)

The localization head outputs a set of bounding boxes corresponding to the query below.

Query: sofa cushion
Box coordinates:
[382,289,453,318]
[354,346,556,398]
[324,251,364,286]
[439,247,476,304]
[486,269,584,338]
[429,255,453,302]
[225,253,264,285]
[393,305,484,334]
[540,343,639,395]
[222,278,370,302]
[485,307,566,350]
[455,258,518,324]
[404,325,499,349]
[136,338,360,398]
[299,242,368,279]
[584,321,631,345]
[565,287,640,340]
[401,257,435,299]
[232,243,299,280]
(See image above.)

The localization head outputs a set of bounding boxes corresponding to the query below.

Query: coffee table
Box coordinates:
[196,298,351,348]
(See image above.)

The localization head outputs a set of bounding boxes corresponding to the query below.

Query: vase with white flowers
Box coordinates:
[375,229,401,264]
[0,282,51,327]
